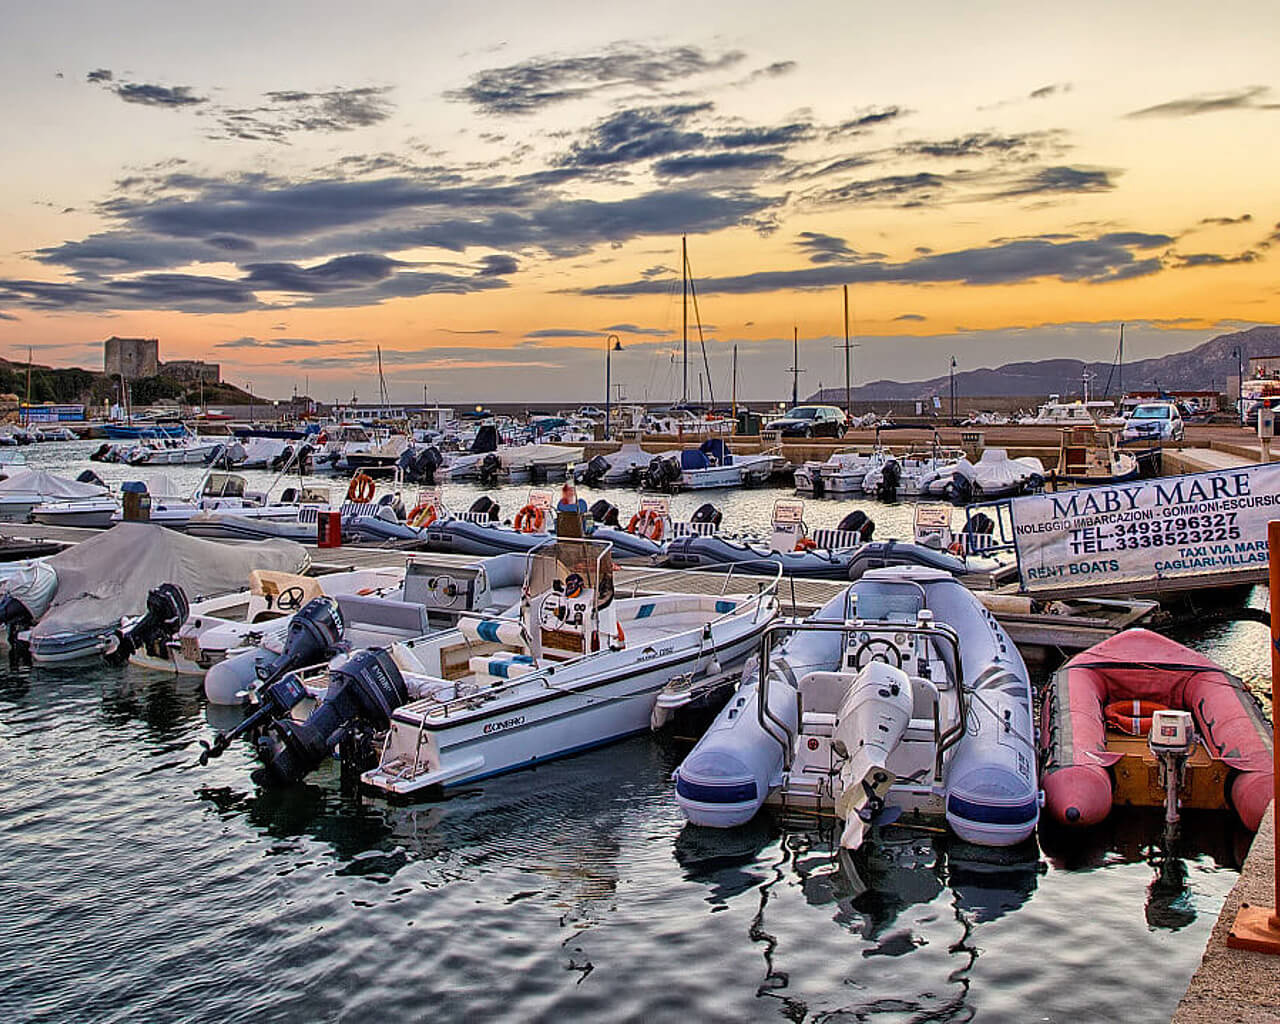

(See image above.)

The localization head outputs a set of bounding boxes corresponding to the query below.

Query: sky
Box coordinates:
[2,0,1278,405]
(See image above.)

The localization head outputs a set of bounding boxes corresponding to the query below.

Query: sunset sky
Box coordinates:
[2,1,1278,404]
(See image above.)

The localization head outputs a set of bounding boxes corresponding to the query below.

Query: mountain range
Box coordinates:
[808,325,1280,402]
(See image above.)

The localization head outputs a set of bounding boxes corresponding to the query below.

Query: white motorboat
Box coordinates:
[577,440,652,487]
[862,445,966,499]
[793,448,888,496]
[925,448,1045,502]
[240,537,781,791]
[673,566,1039,849]
[1018,395,1124,428]
[32,471,194,529]
[639,439,782,492]
[0,469,109,523]
[124,437,225,465]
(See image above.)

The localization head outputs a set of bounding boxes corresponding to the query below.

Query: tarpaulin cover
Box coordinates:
[32,522,309,638]
[0,469,106,500]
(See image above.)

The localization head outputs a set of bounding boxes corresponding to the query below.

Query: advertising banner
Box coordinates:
[1010,463,1277,593]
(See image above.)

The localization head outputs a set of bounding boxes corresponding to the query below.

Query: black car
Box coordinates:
[765,404,847,438]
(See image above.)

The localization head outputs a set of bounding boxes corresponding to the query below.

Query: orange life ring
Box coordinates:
[408,503,437,528]
[1104,699,1170,736]
[347,473,375,503]
[514,504,545,533]
[794,537,818,552]
[627,509,663,541]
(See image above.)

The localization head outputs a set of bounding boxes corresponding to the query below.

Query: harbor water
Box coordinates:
[0,441,1269,1022]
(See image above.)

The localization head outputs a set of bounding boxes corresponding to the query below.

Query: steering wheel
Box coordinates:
[276,585,306,612]
[538,596,568,631]
[428,574,462,608]
[852,638,903,670]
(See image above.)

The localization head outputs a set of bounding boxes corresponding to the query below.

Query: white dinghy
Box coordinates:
[673,565,1038,849]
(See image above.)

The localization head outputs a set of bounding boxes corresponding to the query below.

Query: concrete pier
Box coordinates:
[1172,804,1280,1023]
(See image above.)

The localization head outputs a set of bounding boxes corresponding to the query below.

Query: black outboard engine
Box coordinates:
[582,454,611,487]
[877,461,901,502]
[478,452,502,486]
[469,496,500,521]
[589,499,620,527]
[642,455,680,492]
[256,596,346,688]
[690,502,723,527]
[837,509,875,541]
[89,442,112,462]
[377,492,406,521]
[412,446,443,484]
[76,468,107,488]
[103,583,190,666]
[944,472,974,505]
[252,647,409,787]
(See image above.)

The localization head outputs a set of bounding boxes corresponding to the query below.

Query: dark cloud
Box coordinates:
[736,61,797,85]
[794,231,881,264]
[439,328,500,335]
[716,122,813,148]
[1030,83,1070,100]
[204,234,257,252]
[524,328,606,339]
[808,171,947,207]
[556,103,711,168]
[601,323,672,337]
[112,82,207,108]
[476,253,518,276]
[1199,214,1252,226]
[216,336,357,349]
[988,165,1116,199]
[1125,86,1280,118]
[240,253,402,294]
[447,44,745,115]
[897,130,1059,160]
[894,313,926,322]
[1171,250,1260,267]
[85,69,113,83]
[0,311,18,321]
[213,87,395,142]
[577,234,1169,296]
[653,150,783,177]
[827,107,907,137]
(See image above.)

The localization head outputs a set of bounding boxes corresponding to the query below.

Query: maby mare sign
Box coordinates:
[1009,462,1279,593]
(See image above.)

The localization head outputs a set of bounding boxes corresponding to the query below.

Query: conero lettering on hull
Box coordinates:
[483,716,525,735]
[1008,462,1280,594]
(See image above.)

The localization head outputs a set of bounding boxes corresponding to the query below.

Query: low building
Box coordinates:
[1123,390,1219,413]
[104,336,159,378]
[160,360,221,383]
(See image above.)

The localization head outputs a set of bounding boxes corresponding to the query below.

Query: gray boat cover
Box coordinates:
[0,469,106,499]
[32,522,309,639]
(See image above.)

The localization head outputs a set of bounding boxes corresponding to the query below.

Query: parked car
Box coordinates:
[1122,402,1184,443]
[764,405,848,438]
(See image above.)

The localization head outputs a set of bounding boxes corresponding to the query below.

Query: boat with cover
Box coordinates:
[793,448,888,496]
[232,535,780,790]
[638,439,782,492]
[926,449,1045,503]
[1040,628,1272,831]
[0,469,109,523]
[673,565,1039,849]
[2,523,308,663]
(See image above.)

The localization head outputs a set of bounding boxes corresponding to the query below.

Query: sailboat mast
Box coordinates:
[843,285,851,417]
[24,346,32,427]
[731,344,738,422]
[792,326,799,408]
[681,234,688,404]
[1118,322,1124,399]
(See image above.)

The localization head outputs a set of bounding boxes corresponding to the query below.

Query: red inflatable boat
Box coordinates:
[1040,629,1273,831]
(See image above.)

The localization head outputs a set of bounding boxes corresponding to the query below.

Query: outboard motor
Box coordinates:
[469,496,500,521]
[876,461,901,502]
[75,468,106,489]
[103,583,190,666]
[478,452,502,486]
[252,647,409,787]
[944,471,974,505]
[377,492,406,521]
[581,454,611,487]
[589,499,620,527]
[256,596,346,688]
[837,509,876,541]
[690,502,723,527]
[270,445,295,471]
[0,561,58,647]
[89,442,112,462]
[642,455,680,492]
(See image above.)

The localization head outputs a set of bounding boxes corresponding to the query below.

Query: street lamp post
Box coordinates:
[248,381,254,424]
[605,334,622,439]
[949,356,957,425]
[1234,347,1244,424]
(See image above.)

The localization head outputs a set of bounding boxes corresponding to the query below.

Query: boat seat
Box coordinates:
[335,594,430,636]
[468,650,537,681]
[809,528,861,551]
[797,670,856,717]
[801,711,837,737]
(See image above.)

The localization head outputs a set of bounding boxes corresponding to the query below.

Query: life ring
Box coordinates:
[408,503,437,528]
[627,509,663,541]
[1104,699,1170,736]
[347,473,375,503]
[794,537,819,552]
[514,504,545,533]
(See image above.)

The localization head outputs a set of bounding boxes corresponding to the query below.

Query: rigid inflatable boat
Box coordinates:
[1040,629,1272,831]
[674,566,1038,848]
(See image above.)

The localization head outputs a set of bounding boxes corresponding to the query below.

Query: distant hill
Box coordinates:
[0,356,257,407]
[808,325,1280,402]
